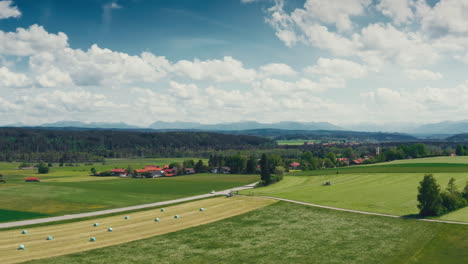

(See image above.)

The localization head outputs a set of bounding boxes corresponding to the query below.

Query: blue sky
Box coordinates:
[1,0,468,128]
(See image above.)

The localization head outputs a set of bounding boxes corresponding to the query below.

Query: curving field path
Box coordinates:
[0,196,276,264]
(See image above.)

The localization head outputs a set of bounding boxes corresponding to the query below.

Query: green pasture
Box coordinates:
[25,202,468,264]
[0,158,255,223]
[371,156,468,165]
[276,139,312,145]
[293,162,468,175]
[245,171,468,222]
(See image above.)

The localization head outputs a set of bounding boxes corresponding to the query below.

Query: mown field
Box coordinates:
[370,156,468,165]
[0,196,275,264]
[244,157,468,223]
[0,159,257,223]
[22,201,468,264]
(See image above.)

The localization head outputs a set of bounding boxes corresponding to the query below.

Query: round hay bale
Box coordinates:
[18,245,25,250]
[125,216,130,220]
[199,208,205,212]
[46,236,53,240]
[108,227,113,232]
[160,208,165,212]
[21,230,28,235]
[154,218,160,222]
[174,215,180,219]
[89,237,96,242]
[93,223,99,227]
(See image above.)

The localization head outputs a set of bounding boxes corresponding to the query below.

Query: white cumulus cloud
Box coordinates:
[0,0,20,19]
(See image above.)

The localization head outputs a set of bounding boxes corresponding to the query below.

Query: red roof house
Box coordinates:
[25,177,40,182]
[289,162,301,169]
[111,168,127,176]
[145,166,163,171]
[352,158,365,164]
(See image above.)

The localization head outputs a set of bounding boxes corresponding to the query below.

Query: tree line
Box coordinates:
[0,128,275,162]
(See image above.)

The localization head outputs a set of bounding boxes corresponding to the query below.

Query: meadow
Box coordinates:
[0,196,276,264]
[22,201,468,264]
[243,157,468,223]
[0,159,257,223]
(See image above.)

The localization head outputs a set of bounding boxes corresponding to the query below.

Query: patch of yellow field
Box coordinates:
[0,196,276,264]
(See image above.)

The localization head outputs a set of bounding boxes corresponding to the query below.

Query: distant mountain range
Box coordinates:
[2,120,468,135]
[39,121,142,129]
[149,121,343,131]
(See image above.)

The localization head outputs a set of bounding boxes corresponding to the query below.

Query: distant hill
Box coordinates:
[446,133,468,142]
[150,121,343,131]
[39,121,142,129]
[411,120,468,134]
[214,129,418,142]
[149,121,202,130]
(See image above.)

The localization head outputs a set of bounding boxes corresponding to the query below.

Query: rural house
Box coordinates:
[289,162,301,170]
[111,168,128,177]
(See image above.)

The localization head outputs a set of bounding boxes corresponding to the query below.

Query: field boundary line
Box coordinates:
[257,196,468,225]
[0,183,257,229]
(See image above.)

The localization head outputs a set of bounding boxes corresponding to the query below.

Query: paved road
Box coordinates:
[0,183,257,229]
[259,196,468,225]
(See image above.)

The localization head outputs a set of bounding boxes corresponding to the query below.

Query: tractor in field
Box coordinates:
[0,174,5,183]
[323,181,332,186]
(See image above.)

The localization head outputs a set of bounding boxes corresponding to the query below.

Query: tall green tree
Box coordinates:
[417,174,444,216]
[245,155,257,174]
[259,153,271,185]
[127,165,134,177]
[194,160,205,173]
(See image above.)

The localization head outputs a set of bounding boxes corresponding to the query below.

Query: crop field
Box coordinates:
[0,159,257,223]
[21,201,468,264]
[0,196,276,264]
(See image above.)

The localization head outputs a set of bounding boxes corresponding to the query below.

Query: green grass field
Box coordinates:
[244,173,468,222]
[372,156,468,165]
[23,202,468,264]
[243,156,468,223]
[0,159,256,223]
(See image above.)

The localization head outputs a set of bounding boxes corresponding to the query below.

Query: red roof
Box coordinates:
[134,169,147,173]
[338,158,349,162]
[25,177,40,181]
[146,167,163,171]
[290,162,300,167]
[353,158,365,164]
[111,168,126,173]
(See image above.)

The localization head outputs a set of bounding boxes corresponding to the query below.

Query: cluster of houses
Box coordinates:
[110,165,188,178]
[110,164,234,178]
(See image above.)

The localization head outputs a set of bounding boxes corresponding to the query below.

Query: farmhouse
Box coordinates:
[134,169,148,177]
[146,166,164,177]
[25,177,40,182]
[351,158,365,165]
[111,168,128,177]
[212,166,231,174]
[163,168,178,177]
[289,162,301,170]
[337,158,350,165]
